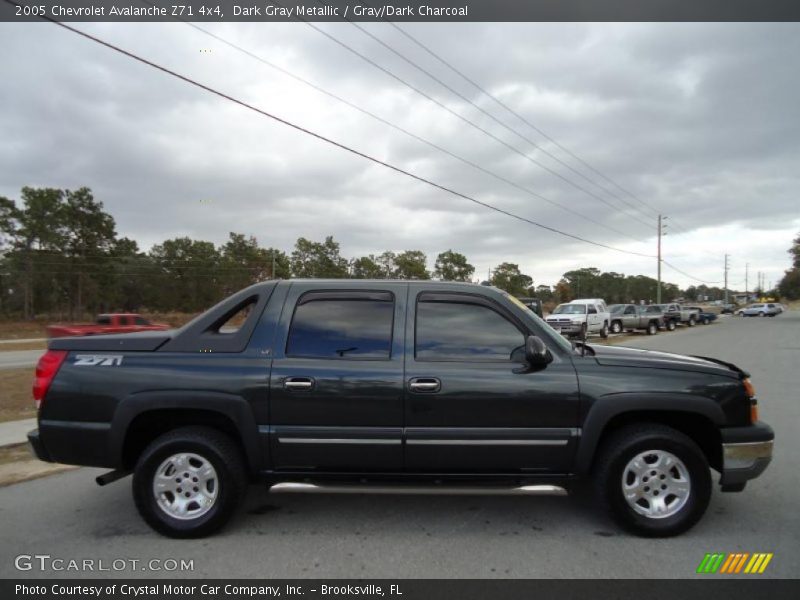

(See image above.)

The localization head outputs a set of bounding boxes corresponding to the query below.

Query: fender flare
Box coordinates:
[109,390,264,473]
[575,392,725,475]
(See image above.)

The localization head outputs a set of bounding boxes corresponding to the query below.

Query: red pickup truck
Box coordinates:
[47,314,170,338]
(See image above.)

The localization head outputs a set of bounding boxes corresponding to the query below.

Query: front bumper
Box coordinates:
[546,321,583,334]
[719,422,774,488]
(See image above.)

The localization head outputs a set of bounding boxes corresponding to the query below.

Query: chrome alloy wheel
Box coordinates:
[621,450,691,519]
[153,452,218,520]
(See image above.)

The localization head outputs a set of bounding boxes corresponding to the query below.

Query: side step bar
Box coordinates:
[269,482,568,496]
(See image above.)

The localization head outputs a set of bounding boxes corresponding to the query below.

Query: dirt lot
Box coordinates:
[0,321,47,340]
[0,369,35,423]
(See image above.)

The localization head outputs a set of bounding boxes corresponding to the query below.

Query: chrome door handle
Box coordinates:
[409,378,441,393]
[284,377,314,391]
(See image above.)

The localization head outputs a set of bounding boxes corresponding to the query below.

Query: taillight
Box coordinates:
[750,401,759,424]
[32,350,68,411]
[743,378,756,398]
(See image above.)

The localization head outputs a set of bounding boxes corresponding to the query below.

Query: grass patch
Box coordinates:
[0,341,46,352]
[0,368,35,423]
[0,321,47,340]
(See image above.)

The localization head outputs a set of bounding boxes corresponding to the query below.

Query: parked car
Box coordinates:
[720,304,736,315]
[740,303,781,317]
[569,298,610,314]
[47,313,170,338]
[608,304,664,335]
[546,301,610,338]
[686,307,718,325]
[658,303,700,328]
[28,279,773,538]
[517,297,543,318]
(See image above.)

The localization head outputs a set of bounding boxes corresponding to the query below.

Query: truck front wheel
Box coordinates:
[132,426,247,538]
[647,321,658,335]
[594,424,711,537]
[610,320,622,334]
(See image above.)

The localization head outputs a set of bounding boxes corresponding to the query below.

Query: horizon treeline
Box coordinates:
[0,186,704,319]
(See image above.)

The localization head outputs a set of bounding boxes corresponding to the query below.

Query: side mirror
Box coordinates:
[525,335,553,367]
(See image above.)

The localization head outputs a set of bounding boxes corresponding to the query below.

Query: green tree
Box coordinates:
[352,255,385,279]
[61,188,117,316]
[149,237,221,312]
[393,250,429,279]
[491,262,532,296]
[789,232,800,269]
[554,280,572,303]
[433,250,474,282]
[291,236,349,278]
[778,269,800,300]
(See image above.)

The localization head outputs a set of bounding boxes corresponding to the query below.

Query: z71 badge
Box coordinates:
[74,354,123,366]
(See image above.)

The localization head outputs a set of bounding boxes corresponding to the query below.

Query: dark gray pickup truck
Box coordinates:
[28,280,773,538]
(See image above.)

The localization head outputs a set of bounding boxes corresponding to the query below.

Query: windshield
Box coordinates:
[553,304,586,315]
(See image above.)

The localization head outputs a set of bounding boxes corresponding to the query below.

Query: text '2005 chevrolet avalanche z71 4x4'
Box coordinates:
[28,280,774,538]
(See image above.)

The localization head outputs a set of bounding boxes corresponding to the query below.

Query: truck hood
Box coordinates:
[587,343,743,379]
[48,330,175,352]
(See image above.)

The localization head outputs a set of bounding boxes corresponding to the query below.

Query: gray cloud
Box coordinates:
[1,21,797,288]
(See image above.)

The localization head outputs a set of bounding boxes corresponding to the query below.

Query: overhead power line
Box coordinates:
[318,0,657,228]
[382,18,665,223]
[279,1,656,232]
[662,260,723,284]
[19,8,655,260]
[161,16,650,245]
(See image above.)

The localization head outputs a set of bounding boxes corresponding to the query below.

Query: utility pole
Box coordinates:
[724,254,729,305]
[745,263,749,301]
[657,215,667,303]
[272,250,276,279]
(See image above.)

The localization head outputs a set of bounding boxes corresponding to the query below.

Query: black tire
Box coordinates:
[666,320,676,331]
[599,322,609,339]
[701,317,708,325]
[133,426,247,538]
[646,321,658,335]
[610,320,623,334]
[594,423,711,537]
[688,317,696,327]
[759,312,766,317]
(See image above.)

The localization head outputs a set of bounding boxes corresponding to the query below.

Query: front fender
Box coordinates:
[574,392,725,475]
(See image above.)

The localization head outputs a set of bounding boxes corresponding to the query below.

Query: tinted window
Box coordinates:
[416,301,524,361]
[588,305,597,314]
[134,316,150,325]
[624,306,636,314]
[96,315,111,325]
[287,296,393,359]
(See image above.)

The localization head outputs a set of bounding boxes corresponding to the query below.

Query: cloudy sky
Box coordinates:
[1,20,798,289]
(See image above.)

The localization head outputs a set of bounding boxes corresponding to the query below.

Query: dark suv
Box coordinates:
[29,280,773,538]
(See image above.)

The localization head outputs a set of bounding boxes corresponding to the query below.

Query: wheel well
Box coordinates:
[593,411,722,471]
[122,409,248,471]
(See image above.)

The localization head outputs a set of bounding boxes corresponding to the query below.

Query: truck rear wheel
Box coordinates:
[646,321,658,335]
[132,426,247,538]
[599,322,609,339]
[688,317,696,327]
[666,320,676,331]
[594,424,711,537]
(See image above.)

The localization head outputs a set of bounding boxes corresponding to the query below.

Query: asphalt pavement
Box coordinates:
[0,312,797,579]
[0,349,42,370]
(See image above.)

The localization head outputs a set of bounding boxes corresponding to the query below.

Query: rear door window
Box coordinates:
[286,292,394,359]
